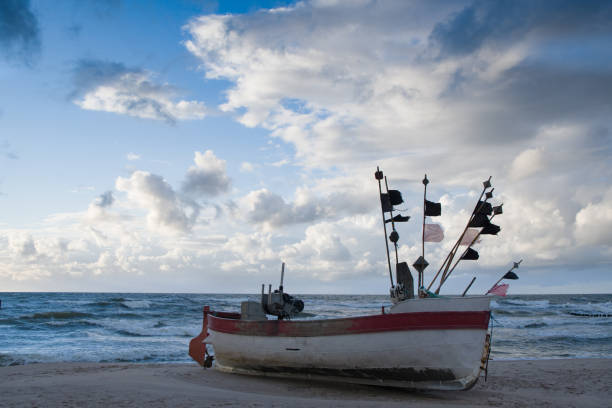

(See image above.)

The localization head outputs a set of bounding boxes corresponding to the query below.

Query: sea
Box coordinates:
[0,293,610,366]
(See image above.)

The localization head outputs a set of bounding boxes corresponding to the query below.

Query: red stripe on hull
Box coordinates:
[208,311,490,337]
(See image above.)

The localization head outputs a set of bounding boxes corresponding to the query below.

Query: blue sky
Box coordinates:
[1,0,611,294]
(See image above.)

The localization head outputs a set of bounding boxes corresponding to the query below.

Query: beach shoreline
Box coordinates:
[0,358,609,407]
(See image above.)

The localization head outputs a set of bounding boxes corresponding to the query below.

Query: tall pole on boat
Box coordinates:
[421,175,428,290]
[375,167,394,287]
[384,176,400,268]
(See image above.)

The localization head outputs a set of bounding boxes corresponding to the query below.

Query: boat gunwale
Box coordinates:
[207,310,490,337]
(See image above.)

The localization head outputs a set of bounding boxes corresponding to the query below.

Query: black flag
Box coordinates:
[380,194,392,212]
[469,213,490,228]
[385,214,410,223]
[388,190,403,205]
[476,201,492,216]
[424,200,441,216]
[461,248,479,260]
[492,204,503,215]
[480,223,501,235]
[503,271,519,280]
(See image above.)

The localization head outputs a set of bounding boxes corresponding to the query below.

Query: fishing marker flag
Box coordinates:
[424,200,441,216]
[480,223,501,235]
[503,271,519,280]
[380,194,392,212]
[424,223,444,242]
[476,201,493,216]
[460,228,481,245]
[461,247,479,260]
[487,283,509,296]
[469,213,490,228]
[385,214,410,223]
[388,190,403,205]
[380,190,404,212]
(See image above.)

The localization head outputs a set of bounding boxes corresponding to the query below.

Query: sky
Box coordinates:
[1,0,611,295]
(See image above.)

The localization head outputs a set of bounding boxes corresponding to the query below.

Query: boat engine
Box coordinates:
[261,263,304,319]
[262,290,304,319]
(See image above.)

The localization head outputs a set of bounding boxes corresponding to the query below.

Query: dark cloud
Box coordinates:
[430,0,612,58]
[0,0,40,64]
[502,63,612,123]
[442,59,612,148]
[94,191,114,208]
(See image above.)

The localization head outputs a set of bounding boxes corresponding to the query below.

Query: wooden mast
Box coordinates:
[384,176,400,268]
[421,175,428,290]
[375,167,394,287]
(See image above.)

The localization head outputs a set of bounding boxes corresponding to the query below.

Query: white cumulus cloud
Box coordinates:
[116,171,200,233]
[182,150,231,197]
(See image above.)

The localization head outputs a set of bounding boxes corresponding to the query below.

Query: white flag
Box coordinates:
[460,228,481,246]
[424,223,444,242]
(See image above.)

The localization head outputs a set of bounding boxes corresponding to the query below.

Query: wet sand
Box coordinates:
[0,359,609,407]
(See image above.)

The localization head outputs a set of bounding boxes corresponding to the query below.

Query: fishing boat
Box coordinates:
[189,168,507,390]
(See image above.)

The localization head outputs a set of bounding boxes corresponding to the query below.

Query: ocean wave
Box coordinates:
[0,354,24,367]
[112,312,144,319]
[20,311,94,321]
[496,299,551,308]
[114,329,151,337]
[85,301,119,307]
[43,320,102,329]
[121,300,151,309]
[524,322,548,329]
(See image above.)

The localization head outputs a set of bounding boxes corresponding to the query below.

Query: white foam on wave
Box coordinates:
[121,300,151,309]
[500,299,551,308]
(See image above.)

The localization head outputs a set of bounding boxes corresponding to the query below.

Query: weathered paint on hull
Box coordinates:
[208,327,488,390]
[191,297,492,390]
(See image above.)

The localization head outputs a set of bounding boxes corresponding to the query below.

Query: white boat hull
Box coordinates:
[190,297,492,390]
[209,327,488,390]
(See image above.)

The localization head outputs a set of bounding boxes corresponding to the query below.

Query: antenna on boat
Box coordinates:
[375,167,395,287]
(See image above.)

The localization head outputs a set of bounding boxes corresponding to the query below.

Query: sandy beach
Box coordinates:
[0,359,609,407]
